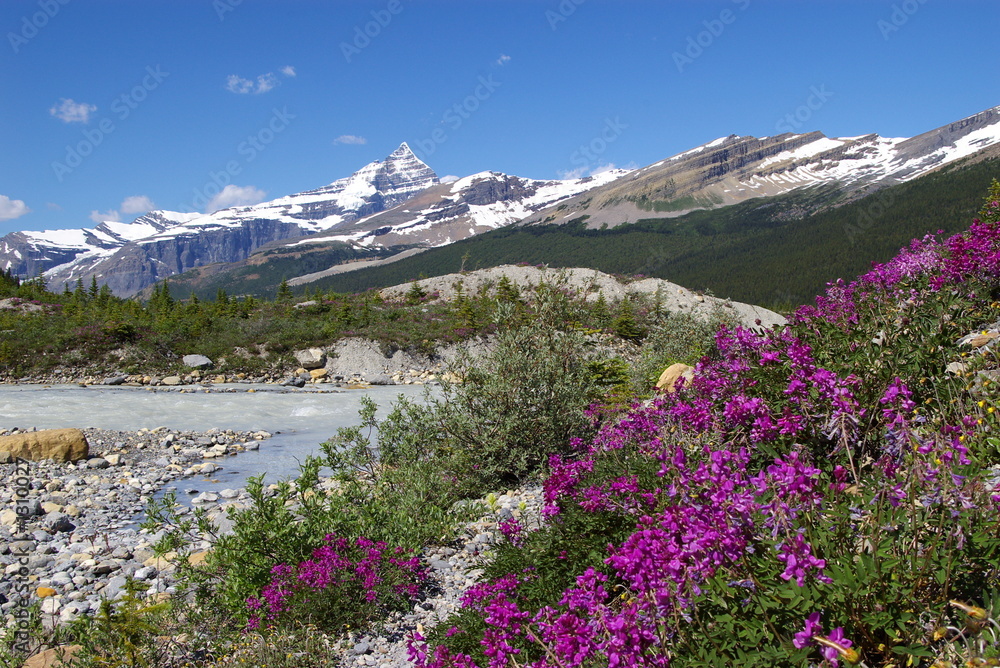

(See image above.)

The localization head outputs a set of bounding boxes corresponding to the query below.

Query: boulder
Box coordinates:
[0,429,89,463]
[182,354,213,369]
[188,550,212,567]
[21,645,82,668]
[44,513,75,533]
[294,347,327,369]
[161,376,182,386]
[280,377,306,388]
[103,375,127,386]
[655,363,695,393]
[309,368,328,380]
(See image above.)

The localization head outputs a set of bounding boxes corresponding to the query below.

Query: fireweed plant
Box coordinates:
[410,198,1000,666]
[246,535,426,634]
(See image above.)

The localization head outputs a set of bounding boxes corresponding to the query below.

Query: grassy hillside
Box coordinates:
[306,156,1000,307]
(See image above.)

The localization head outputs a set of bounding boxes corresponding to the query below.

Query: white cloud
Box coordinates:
[120,195,156,215]
[333,134,367,145]
[226,71,284,94]
[46,202,62,211]
[255,72,278,94]
[0,195,30,221]
[557,166,588,180]
[89,209,122,223]
[206,185,267,213]
[225,74,255,94]
[558,162,635,180]
[440,175,460,183]
[49,98,97,124]
[496,54,512,66]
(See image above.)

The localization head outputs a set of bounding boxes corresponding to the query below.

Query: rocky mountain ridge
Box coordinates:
[520,105,1000,228]
[3,105,1000,297]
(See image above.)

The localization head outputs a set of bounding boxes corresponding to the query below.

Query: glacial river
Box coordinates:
[0,383,432,497]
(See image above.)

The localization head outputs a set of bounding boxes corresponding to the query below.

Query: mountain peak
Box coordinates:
[392,141,415,156]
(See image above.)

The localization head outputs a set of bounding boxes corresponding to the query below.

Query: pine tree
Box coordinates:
[612,298,645,343]
[276,278,293,301]
[978,178,1000,223]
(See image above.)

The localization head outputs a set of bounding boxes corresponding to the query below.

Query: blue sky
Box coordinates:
[1,0,997,236]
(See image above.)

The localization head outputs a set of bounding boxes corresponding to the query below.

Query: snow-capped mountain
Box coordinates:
[3,105,1000,297]
[0,144,440,295]
[520,105,1000,228]
[290,169,629,251]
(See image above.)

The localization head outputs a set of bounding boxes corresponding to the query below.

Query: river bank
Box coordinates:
[0,426,270,628]
[1,421,544,668]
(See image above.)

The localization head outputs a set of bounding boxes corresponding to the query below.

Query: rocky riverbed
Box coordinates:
[2,422,544,668]
[0,426,270,628]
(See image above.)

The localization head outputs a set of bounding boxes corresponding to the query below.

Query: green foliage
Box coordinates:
[405,279,427,305]
[611,297,645,342]
[144,394,472,629]
[275,278,293,301]
[631,307,737,391]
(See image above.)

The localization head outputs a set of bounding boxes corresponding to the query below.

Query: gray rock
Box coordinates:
[44,513,75,533]
[280,377,306,388]
[101,575,128,599]
[182,355,213,370]
[10,540,36,554]
[368,374,393,385]
[133,566,157,581]
[191,492,219,504]
[92,560,121,576]
[111,546,132,560]
[293,348,327,370]
[86,457,110,469]
[103,375,127,386]
[349,642,371,656]
[49,571,73,587]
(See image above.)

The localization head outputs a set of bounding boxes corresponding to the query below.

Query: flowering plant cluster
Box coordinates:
[411,197,1000,666]
[246,534,426,634]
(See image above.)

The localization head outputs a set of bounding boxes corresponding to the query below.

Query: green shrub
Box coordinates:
[631,307,736,391]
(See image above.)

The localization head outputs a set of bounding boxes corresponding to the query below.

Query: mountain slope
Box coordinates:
[160,169,628,299]
[301,151,1000,307]
[0,144,439,296]
[520,105,1000,229]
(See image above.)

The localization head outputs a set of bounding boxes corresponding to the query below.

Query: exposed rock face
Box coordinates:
[378,265,786,329]
[47,217,320,296]
[293,348,327,369]
[0,428,89,463]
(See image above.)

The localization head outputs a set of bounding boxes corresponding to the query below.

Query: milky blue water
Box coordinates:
[0,383,432,494]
